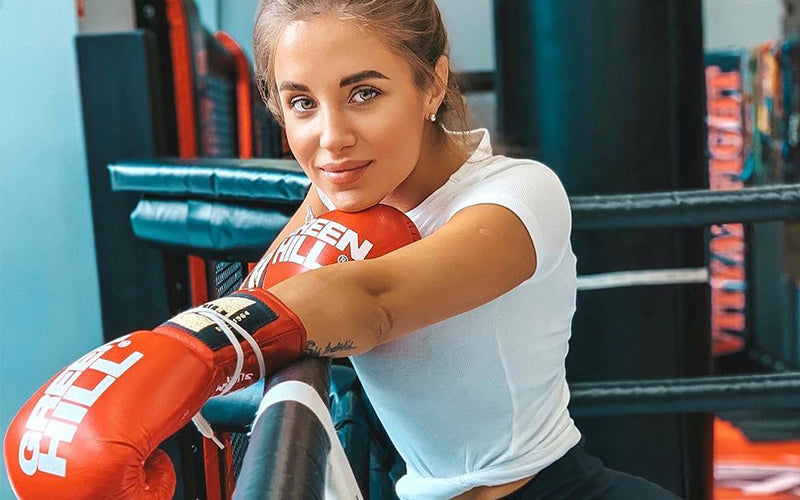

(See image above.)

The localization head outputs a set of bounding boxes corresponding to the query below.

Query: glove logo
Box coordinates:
[17,336,143,477]
[271,217,374,268]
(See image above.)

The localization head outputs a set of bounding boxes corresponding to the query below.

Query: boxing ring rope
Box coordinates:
[571,184,800,230]
[569,372,800,417]
[206,370,800,428]
[215,357,363,500]
[231,358,331,498]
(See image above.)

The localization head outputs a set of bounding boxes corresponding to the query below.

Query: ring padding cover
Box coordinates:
[108,159,310,253]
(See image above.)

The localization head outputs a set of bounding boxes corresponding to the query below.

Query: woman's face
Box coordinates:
[274,16,433,212]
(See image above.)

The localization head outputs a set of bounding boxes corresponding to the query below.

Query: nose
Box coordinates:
[318,106,356,153]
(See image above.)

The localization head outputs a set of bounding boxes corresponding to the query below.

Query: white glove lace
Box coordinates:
[187,304,267,449]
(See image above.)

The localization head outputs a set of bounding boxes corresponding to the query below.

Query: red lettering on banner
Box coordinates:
[709,158,744,173]
[712,310,746,332]
[710,234,745,262]
[706,66,742,98]
[708,129,745,159]
[712,288,746,309]
[706,64,747,355]
[710,260,746,282]
[709,172,744,191]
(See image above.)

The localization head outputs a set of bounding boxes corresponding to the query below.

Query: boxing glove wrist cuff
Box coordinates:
[157,288,307,394]
[156,289,307,448]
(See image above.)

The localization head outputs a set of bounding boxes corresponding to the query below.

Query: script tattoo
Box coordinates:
[304,339,356,357]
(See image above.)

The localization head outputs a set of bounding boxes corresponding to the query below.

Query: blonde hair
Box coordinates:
[253,0,469,135]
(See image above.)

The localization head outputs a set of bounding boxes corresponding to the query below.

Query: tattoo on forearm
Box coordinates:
[304,339,356,357]
[304,341,321,356]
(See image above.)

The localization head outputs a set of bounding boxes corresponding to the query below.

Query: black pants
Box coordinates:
[501,438,683,500]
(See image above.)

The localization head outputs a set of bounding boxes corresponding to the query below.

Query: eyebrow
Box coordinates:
[278,70,389,93]
[340,70,388,87]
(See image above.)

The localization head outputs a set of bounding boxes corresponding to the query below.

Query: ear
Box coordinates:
[425,55,450,114]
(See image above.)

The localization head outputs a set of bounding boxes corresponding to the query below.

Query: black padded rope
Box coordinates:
[572,184,800,230]
[234,357,333,500]
[570,372,800,416]
[209,371,800,427]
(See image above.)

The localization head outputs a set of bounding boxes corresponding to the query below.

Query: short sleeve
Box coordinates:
[449,161,572,281]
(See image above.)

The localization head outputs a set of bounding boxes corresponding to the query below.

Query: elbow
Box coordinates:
[348,295,392,354]
[357,260,396,349]
[373,301,394,346]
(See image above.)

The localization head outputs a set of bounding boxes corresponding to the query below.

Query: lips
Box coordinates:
[318,160,372,185]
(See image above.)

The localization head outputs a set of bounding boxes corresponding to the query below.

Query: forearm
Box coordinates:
[267,260,389,358]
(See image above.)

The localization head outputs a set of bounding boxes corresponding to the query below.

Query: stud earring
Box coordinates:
[428,113,437,122]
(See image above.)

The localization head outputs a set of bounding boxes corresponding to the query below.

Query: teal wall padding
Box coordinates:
[109,159,310,203]
[131,199,292,253]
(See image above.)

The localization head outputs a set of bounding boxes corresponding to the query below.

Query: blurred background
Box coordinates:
[2,1,799,499]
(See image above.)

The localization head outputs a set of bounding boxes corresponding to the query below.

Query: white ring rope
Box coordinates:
[577,267,710,291]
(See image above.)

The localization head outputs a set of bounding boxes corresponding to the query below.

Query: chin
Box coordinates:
[329,192,387,213]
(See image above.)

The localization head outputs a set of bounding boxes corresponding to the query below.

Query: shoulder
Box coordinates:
[469,154,565,192]
[453,154,570,220]
[446,154,572,280]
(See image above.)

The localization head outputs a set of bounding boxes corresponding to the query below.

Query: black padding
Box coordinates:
[495,1,710,496]
[76,32,172,341]
[330,366,371,496]
[234,402,328,500]
[233,358,335,499]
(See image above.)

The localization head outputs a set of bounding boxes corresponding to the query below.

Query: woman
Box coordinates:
[250,1,682,499]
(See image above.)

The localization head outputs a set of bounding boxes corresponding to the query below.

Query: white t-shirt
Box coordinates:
[317,129,581,500]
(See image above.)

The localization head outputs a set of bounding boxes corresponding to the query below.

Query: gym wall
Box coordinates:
[0,4,103,499]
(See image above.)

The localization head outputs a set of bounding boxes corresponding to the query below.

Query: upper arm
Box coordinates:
[369,203,535,343]
[369,165,571,344]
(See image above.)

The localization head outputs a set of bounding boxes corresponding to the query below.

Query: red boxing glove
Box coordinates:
[3,289,304,500]
[4,204,419,500]
[243,204,421,289]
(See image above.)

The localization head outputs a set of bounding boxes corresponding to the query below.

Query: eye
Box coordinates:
[289,97,315,113]
[351,87,381,104]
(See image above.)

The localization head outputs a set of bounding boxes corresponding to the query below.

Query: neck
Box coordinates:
[382,126,471,212]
